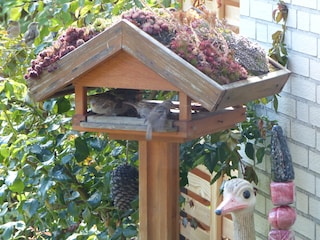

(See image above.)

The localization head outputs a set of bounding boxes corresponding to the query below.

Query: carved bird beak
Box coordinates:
[215,196,250,216]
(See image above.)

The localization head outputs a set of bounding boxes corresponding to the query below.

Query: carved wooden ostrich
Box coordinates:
[215,178,256,240]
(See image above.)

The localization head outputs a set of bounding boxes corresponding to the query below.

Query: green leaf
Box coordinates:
[61,154,73,164]
[74,137,89,162]
[0,134,13,145]
[66,191,80,201]
[89,137,107,151]
[82,207,91,222]
[204,152,218,173]
[9,7,22,20]
[43,99,56,111]
[67,201,78,217]
[245,142,255,160]
[275,12,283,23]
[0,202,8,217]
[210,170,222,184]
[28,2,39,13]
[110,227,123,240]
[0,185,8,201]
[0,223,14,239]
[23,198,39,217]
[30,144,42,154]
[87,191,102,208]
[244,166,259,185]
[38,177,54,199]
[256,147,265,163]
[272,31,282,41]
[123,225,137,237]
[51,166,71,182]
[273,94,279,112]
[0,144,10,158]
[56,97,71,114]
[111,146,123,156]
[8,178,24,193]
[5,170,18,186]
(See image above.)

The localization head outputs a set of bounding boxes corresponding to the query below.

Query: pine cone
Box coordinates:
[110,164,139,210]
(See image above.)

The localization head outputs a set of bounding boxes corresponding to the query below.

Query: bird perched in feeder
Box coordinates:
[145,100,173,140]
[7,20,20,39]
[87,89,141,116]
[23,22,39,46]
[215,178,257,240]
[88,92,130,116]
[123,101,154,119]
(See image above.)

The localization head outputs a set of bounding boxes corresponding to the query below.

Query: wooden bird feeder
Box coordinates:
[27,19,290,240]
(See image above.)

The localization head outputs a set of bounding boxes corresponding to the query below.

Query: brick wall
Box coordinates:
[240,0,320,239]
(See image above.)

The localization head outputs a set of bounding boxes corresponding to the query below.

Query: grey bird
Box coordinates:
[123,101,154,119]
[7,20,20,39]
[88,92,131,116]
[23,22,39,46]
[145,100,173,140]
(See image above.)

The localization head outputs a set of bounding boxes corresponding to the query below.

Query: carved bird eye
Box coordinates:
[243,190,251,199]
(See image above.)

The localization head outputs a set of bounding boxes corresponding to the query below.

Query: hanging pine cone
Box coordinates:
[110,164,139,210]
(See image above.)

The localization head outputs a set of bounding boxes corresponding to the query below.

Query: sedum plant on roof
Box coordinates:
[25,7,269,85]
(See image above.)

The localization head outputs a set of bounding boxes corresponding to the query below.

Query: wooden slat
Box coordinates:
[210,173,223,240]
[185,171,212,201]
[222,216,234,239]
[179,106,246,139]
[181,192,211,225]
[73,106,246,142]
[83,116,176,131]
[74,50,179,91]
[224,0,239,7]
[181,165,232,240]
[219,59,291,110]
[180,220,210,240]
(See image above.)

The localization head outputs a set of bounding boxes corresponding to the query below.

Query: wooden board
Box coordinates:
[180,220,210,240]
[185,171,212,202]
[73,106,245,142]
[180,165,234,240]
[181,192,211,225]
[74,50,179,91]
[218,59,290,110]
[82,115,177,131]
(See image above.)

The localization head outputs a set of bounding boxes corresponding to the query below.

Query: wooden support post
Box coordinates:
[139,140,180,240]
[72,85,87,125]
[210,175,223,240]
[179,92,192,121]
[74,85,87,115]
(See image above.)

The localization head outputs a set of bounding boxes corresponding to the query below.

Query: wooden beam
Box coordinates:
[74,85,87,115]
[73,106,246,141]
[72,85,87,125]
[179,92,192,121]
[139,141,180,240]
[210,176,223,240]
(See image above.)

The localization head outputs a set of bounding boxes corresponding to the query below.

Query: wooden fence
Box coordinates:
[180,165,234,240]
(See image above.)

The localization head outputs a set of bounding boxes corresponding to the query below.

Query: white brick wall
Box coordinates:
[240,0,320,239]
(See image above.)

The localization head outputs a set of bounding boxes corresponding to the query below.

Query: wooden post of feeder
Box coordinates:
[138,92,191,240]
[139,141,180,239]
